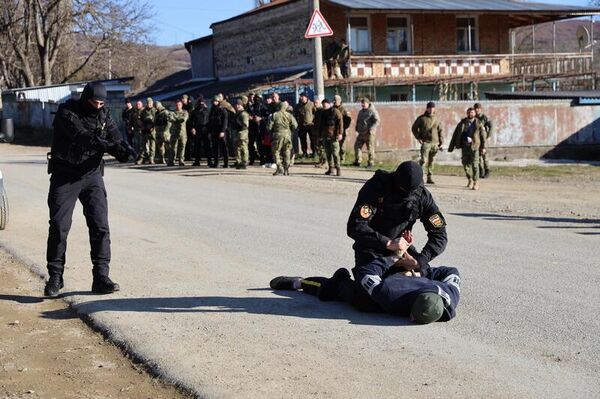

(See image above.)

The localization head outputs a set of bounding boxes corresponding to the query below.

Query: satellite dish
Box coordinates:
[576,25,591,51]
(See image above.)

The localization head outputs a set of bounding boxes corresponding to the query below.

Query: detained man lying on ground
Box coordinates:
[270,233,461,324]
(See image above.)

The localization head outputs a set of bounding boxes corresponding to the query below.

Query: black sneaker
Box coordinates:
[44,274,64,297]
[318,268,351,301]
[91,276,120,294]
[269,276,302,290]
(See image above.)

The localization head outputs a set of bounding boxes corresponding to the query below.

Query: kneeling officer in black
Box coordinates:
[45,82,135,297]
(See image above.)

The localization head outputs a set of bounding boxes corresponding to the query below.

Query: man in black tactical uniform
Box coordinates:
[207,95,229,168]
[44,82,134,297]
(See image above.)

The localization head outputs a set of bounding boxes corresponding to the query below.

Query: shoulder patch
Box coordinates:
[428,213,446,229]
[360,205,373,219]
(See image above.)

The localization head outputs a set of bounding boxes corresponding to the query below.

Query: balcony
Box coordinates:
[326,53,594,85]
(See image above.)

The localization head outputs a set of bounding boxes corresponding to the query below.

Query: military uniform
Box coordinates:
[412,112,443,180]
[154,104,171,164]
[334,101,352,162]
[294,99,316,157]
[234,108,250,168]
[354,102,380,167]
[137,101,157,164]
[168,109,189,166]
[477,113,493,178]
[267,103,298,175]
[319,106,343,176]
[312,104,326,166]
[448,117,486,187]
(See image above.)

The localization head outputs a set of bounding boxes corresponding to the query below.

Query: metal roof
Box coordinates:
[328,0,599,13]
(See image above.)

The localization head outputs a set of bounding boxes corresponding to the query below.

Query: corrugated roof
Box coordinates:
[328,0,599,13]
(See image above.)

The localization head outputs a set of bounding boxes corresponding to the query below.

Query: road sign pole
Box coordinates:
[312,0,325,101]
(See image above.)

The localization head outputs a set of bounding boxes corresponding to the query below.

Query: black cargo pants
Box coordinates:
[46,168,111,278]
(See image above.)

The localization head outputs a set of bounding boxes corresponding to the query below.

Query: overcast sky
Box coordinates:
[147,0,594,47]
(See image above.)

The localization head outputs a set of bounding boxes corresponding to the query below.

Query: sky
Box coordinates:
[147,0,593,47]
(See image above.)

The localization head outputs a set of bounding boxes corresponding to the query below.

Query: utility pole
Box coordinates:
[312,0,325,100]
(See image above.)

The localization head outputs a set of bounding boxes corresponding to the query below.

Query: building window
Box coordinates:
[456,16,478,53]
[387,17,410,53]
[349,16,370,53]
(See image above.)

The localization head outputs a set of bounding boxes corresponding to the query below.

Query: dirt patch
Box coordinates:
[0,249,191,399]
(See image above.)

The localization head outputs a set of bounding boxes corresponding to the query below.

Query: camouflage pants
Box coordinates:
[169,133,187,163]
[479,149,489,173]
[419,142,439,176]
[236,132,249,166]
[324,137,340,169]
[355,133,375,166]
[461,147,480,181]
[155,129,171,162]
[272,133,292,169]
[138,130,155,162]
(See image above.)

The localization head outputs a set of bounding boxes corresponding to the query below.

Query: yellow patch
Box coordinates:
[429,214,444,228]
[360,205,373,219]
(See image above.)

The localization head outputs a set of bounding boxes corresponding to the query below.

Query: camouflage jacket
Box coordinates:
[234,110,250,135]
[169,110,189,137]
[477,113,493,139]
[268,108,298,136]
[140,106,157,131]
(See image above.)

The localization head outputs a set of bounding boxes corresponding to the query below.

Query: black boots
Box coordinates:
[92,275,120,294]
[44,274,64,297]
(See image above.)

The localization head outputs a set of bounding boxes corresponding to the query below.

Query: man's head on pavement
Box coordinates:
[411,292,444,324]
[393,161,424,195]
[81,82,107,111]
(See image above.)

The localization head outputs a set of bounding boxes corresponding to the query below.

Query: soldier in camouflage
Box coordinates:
[268,102,298,176]
[474,103,493,179]
[294,92,316,159]
[412,102,443,184]
[448,107,487,190]
[136,97,157,165]
[319,99,343,176]
[154,101,171,164]
[333,94,352,162]
[234,99,250,169]
[354,98,379,168]
[168,99,189,166]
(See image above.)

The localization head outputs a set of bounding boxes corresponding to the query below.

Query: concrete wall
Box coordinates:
[342,100,600,154]
[211,0,313,78]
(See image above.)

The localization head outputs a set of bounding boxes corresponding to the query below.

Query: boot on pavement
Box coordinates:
[92,275,120,294]
[44,274,64,297]
[270,276,302,290]
[484,169,490,178]
[472,181,480,191]
[426,174,435,184]
[273,166,283,176]
[325,168,333,175]
[466,179,473,189]
[335,167,341,176]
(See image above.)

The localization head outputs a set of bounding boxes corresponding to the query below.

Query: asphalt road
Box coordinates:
[1,146,599,399]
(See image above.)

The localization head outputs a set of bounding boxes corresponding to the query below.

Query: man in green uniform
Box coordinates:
[336,39,350,79]
[319,99,343,176]
[234,99,250,169]
[333,94,352,162]
[267,102,298,176]
[412,102,443,184]
[312,99,326,168]
[154,101,171,164]
[474,103,493,179]
[136,97,157,165]
[354,98,379,168]
[448,107,487,190]
[294,92,316,159]
[168,99,189,166]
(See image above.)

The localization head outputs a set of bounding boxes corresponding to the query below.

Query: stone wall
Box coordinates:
[211,0,313,78]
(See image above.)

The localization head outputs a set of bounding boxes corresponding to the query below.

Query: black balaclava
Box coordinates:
[393,161,424,195]
[80,82,107,115]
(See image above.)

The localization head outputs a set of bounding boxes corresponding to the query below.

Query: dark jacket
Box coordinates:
[448,117,486,152]
[207,104,229,135]
[347,170,447,271]
[190,104,209,136]
[51,98,122,174]
[319,107,343,139]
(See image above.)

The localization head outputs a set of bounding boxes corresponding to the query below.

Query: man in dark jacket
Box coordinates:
[44,82,134,297]
[207,95,229,168]
[190,96,210,166]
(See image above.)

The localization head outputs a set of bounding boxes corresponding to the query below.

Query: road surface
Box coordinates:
[1,145,599,398]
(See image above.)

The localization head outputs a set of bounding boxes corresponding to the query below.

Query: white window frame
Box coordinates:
[456,15,480,53]
[386,15,412,54]
[348,15,372,54]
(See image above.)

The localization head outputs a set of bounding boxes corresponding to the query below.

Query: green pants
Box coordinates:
[138,130,156,162]
[355,133,375,166]
[479,149,489,173]
[169,133,187,163]
[272,133,292,169]
[155,129,170,161]
[419,142,438,176]
[236,132,249,166]
[462,148,480,181]
[324,137,340,169]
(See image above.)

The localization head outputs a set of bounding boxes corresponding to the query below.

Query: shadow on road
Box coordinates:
[0,294,44,303]
[451,212,600,235]
[39,290,415,327]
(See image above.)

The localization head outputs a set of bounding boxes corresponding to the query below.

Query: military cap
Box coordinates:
[426,101,436,109]
[182,94,189,100]
[361,97,370,104]
[146,97,153,103]
[241,95,248,104]
[334,94,342,103]
[155,101,163,109]
[212,95,220,102]
[300,92,309,98]
[235,99,244,106]
[411,293,444,324]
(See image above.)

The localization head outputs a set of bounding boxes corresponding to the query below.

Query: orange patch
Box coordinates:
[360,205,373,219]
[429,214,444,228]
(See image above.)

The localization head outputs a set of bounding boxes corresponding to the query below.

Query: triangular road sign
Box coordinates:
[305,9,334,39]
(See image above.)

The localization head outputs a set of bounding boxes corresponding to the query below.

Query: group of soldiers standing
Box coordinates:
[121,91,381,177]
[412,102,492,190]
